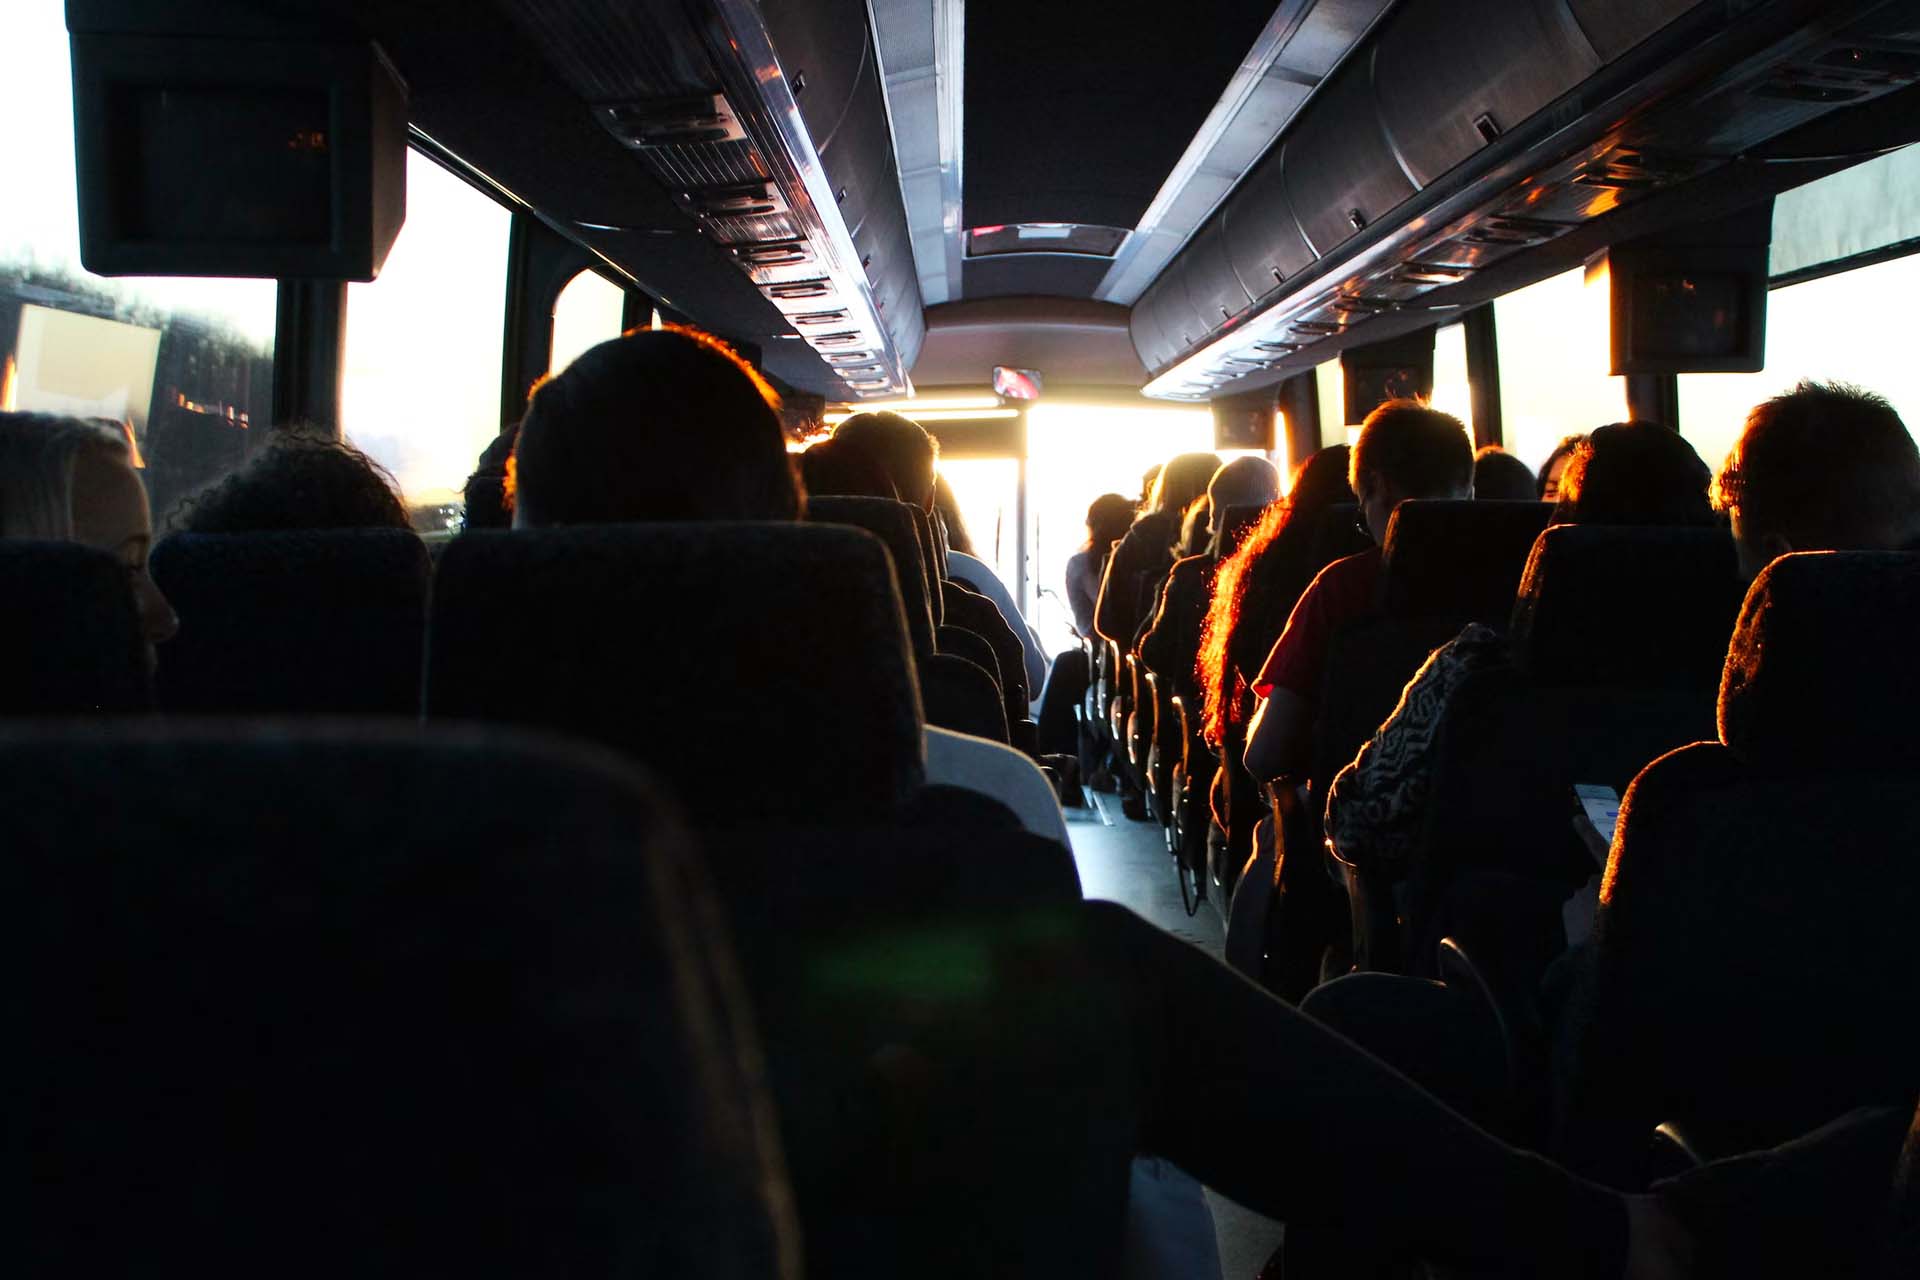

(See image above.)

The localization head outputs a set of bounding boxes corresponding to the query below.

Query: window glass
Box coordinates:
[1677,250,1920,475]
[1494,266,1629,472]
[343,150,512,523]
[550,268,627,376]
[1429,321,1473,434]
[1,1,276,527]
[1770,144,1920,280]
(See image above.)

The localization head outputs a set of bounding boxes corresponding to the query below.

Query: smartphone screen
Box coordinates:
[1574,783,1622,850]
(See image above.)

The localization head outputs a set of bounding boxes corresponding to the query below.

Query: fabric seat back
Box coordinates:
[0,540,151,713]
[426,523,924,823]
[806,496,936,657]
[150,529,431,714]
[4,722,796,1279]
[1558,552,1920,1179]
[1378,499,1552,622]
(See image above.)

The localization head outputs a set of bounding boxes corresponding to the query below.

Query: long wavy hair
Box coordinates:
[1196,445,1354,742]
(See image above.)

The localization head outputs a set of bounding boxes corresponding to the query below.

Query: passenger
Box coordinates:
[1473,444,1538,500]
[509,327,1063,845]
[0,411,178,666]
[1710,379,1920,580]
[1035,492,1135,758]
[1537,433,1586,502]
[1324,422,1715,881]
[1176,494,1212,558]
[462,422,520,530]
[798,438,898,501]
[1197,446,1356,872]
[1140,456,1281,699]
[1244,403,1472,781]
[1093,451,1219,653]
[166,429,411,533]
[1064,493,1137,640]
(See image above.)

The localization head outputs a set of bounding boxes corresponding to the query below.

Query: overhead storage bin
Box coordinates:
[1220,144,1319,303]
[1283,63,1416,255]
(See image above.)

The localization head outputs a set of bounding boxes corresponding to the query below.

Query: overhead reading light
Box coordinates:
[965,223,1130,258]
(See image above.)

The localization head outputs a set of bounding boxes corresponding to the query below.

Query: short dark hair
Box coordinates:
[797,438,897,500]
[831,411,936,506]
[1349,400,1473,500]
[1536,433,1587,499]
[169,430,411,533]
[1472,445,1537,501]
[462,423,520,530]
[1711,380,1920,551]
[1554,421,1714,526]
[512,326,801,526]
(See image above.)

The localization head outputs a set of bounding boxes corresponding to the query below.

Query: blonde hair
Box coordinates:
[0,412,130,540]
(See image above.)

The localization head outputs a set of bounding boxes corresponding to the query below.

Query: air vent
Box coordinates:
[765,279,834,301]
[734,240,813,267]
[789,309,851,327]
[812,331,863,347]
[1459,215,1565,246]
[684,181,787,217]
[823,350,879,366]
[597,95,749,148]
[1394,262,1471,285]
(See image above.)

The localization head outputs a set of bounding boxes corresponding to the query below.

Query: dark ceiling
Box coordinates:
[962,0,1280,234]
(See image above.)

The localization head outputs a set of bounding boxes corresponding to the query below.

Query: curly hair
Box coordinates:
[1196,445,1354,743]
[167,430,410,534]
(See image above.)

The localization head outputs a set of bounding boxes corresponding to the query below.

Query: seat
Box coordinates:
[0,540,151,713]
[1360,526,1745,983]
[1555,551,1920,1184]
[426,523,924,824]
[937,624,1004,692]
[4,721,797,1279]
[807,495,937,658]
[150,528,431,714]
[908,505,946,626]
[943,580,1031,722]
[920,652,1010,743]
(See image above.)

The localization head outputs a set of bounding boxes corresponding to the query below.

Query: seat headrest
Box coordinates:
[1718,551,1920,767]
[0,540,151,713]
[2,721,797,1279]
[806,495,935,656]
[1512,525,1744,689]
[1308,503,1372,566]
[150,528,430,715]
[908,505,945,624]
[1380,500,1552,622]
[427,523,925,822]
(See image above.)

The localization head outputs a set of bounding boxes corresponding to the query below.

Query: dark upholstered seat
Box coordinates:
[1557,552,1920,1182]
[1378,500,1553,622]
[909,505,946,624]
[426,523,924,823]
[943,580,1030,713]
[0,540,151,713]
[4,722,796,1279]
[807,496,936,658]
[150,529,431,715]
[921,652,1010,742]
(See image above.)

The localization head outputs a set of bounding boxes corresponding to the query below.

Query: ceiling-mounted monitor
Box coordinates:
[1596,200,1772,375]
[70,33,407,281]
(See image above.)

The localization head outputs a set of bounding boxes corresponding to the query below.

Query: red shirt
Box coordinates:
[1252,547,1383,699]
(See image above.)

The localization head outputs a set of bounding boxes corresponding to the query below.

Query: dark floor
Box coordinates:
[1066,792,1285,1279]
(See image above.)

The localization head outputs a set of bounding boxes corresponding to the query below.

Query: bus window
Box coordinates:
[342,150,512,528]
[1678,251,1920,474]
[1494,266,1629,472]
[1429,321,1473,436]
[1314,358,1346,448]
[1,1,275,526]
[549,268,627,376]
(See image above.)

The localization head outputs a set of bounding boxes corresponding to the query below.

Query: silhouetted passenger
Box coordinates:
[0,411,178,666]
[1245,403,1472,781]
[1710,379,1920,580]
[1065,493,1137,640]
[1537,433,1586,502]
[1325,422,1715,879]
[798,438,898,501]
[1094,451,1220,652]
[1141,457,1281,698]
[1473,445,1537,500]
[167,429,411,534]
[462,422,520,530]
[834,410,936,511]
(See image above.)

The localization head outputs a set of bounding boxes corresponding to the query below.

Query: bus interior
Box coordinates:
[7,0,1920,1275]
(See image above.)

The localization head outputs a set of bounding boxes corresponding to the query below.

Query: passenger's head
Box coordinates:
[1083,493,1137,553]
[1554,421,1714,527]
[1537,434,1586,501]
[1289,443,1357,515]
[512,326,801,527]
[462,422,520,530]
[832,411,937,512]
[0,411,177,658]
[1348,400,1474,543]
[1711,380,1920,580]
[797,438,897,500]
[169,430,410,534]
[932,473,975,556]
[1149,452,1222,519]
[1206,455,1282,536]
[1472,445,1537,501]
[1139,463,1163,507]
[1179,496,1213,557]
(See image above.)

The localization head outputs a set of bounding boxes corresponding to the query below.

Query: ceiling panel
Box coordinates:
[960,255,1116,299]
